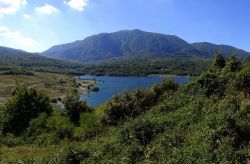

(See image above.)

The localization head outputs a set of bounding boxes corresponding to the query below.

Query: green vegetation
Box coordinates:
[79,56,211,76]
[0,46,82,75]
[1,85,52,135]
[0,54,249,163]
[0,71,92,105]
[0,46,211,76]
[63,89,93,125]
[42,29,249,63]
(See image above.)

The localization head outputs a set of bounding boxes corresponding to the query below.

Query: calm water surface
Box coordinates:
[80,75,189,107]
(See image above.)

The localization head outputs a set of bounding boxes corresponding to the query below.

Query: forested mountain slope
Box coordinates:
[0,46,79,68]
[42,30,249,63]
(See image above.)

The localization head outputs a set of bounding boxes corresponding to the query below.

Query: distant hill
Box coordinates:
[0,46,79,68]
[192,42,249,58]
[42,30,249,63]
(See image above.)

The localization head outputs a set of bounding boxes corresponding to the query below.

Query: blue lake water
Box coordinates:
[80,75,189,107]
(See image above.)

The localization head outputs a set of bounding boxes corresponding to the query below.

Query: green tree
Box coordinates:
[46,114,74,140]
[224,55,241,72]
[212,51,225,69]
[197,72,225,97]
[103,89,156,125]
[2,85,52,135]
[63,89,92,125]
[236,65,250,95]
[26,113,49,138]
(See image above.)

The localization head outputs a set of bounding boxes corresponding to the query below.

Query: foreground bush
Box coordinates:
[0,55,249,163]
[63,89,93,125]
[102,89,157,125]
[0,86,52,135]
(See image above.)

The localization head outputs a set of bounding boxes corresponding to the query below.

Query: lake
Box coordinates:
[80,75,189,107]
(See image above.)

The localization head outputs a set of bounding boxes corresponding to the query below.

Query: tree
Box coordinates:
[224,55,241,72]
[197,72,225,97]
[2,85,52,135]
[212,51,225,70]
[151,79,179,97]
[236,65,250,96]
[102,89,156,125]
[63,89,92,125]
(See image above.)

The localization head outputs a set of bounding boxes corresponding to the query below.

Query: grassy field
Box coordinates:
[0,71,93,104]
[0,144,63,163]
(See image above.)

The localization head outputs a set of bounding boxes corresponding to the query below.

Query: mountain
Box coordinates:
[0,46,79,68]
[42,30,249,63]
[42,30,201,62]
[192,42,249,58]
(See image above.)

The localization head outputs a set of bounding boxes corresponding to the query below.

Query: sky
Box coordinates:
[0,0,249,52]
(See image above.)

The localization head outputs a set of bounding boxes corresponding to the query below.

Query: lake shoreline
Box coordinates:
[79,73,192,79]
[79,75,190,107]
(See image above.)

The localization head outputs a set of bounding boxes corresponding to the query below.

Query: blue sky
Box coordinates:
[0,0,249,52]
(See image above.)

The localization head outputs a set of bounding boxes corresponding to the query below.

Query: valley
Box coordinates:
[0,30,249,163]
[0,53,249,163]
[0,0,250,162]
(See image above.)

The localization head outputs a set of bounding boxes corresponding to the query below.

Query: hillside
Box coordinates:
[0,54,249,163]
[192,42,249,58]
[0,46,79,68]
[42,30,249,63]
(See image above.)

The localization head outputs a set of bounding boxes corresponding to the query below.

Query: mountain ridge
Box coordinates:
[42,30,249,63]
[0,46,80,68]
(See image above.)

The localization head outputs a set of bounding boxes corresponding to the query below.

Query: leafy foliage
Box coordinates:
[212,51,225,69]
[0,85,52,135]
[224,55,242,72]
[236,64,250,95]
[0,54,249,163]
[63,89,92,125]
[102,89,157,125]
[79,57,211,76]
[46,113,74,140]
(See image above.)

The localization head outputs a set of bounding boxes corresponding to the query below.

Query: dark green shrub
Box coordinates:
[65,147,91,164]
[43,147,91,164]
[63,89,92,125]
[123,143,144,163]
[223,55,241,72]
[197,73,225,97]
[151,79,179,97]
[236,65,250,95]
[212,51,225,69]
[102,89,156,125]
[34,133,59,146]
[1,86,52,135]
[26,113,49,138]
[46,114,74,140]
[121,119,161,145]
[0,133,25,146]
[73,112,102,140]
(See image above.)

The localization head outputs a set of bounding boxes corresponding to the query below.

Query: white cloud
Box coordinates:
[64,0,88,11]
[0,0,27,16]
[35,4,59,15]
[22,13,31,19]
[0,26,40,52]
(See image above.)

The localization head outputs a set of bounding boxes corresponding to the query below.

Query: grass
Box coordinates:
[0,71,92,104]
[0,144,62,162]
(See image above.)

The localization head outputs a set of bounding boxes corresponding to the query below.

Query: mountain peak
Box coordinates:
[42,30,249,63]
